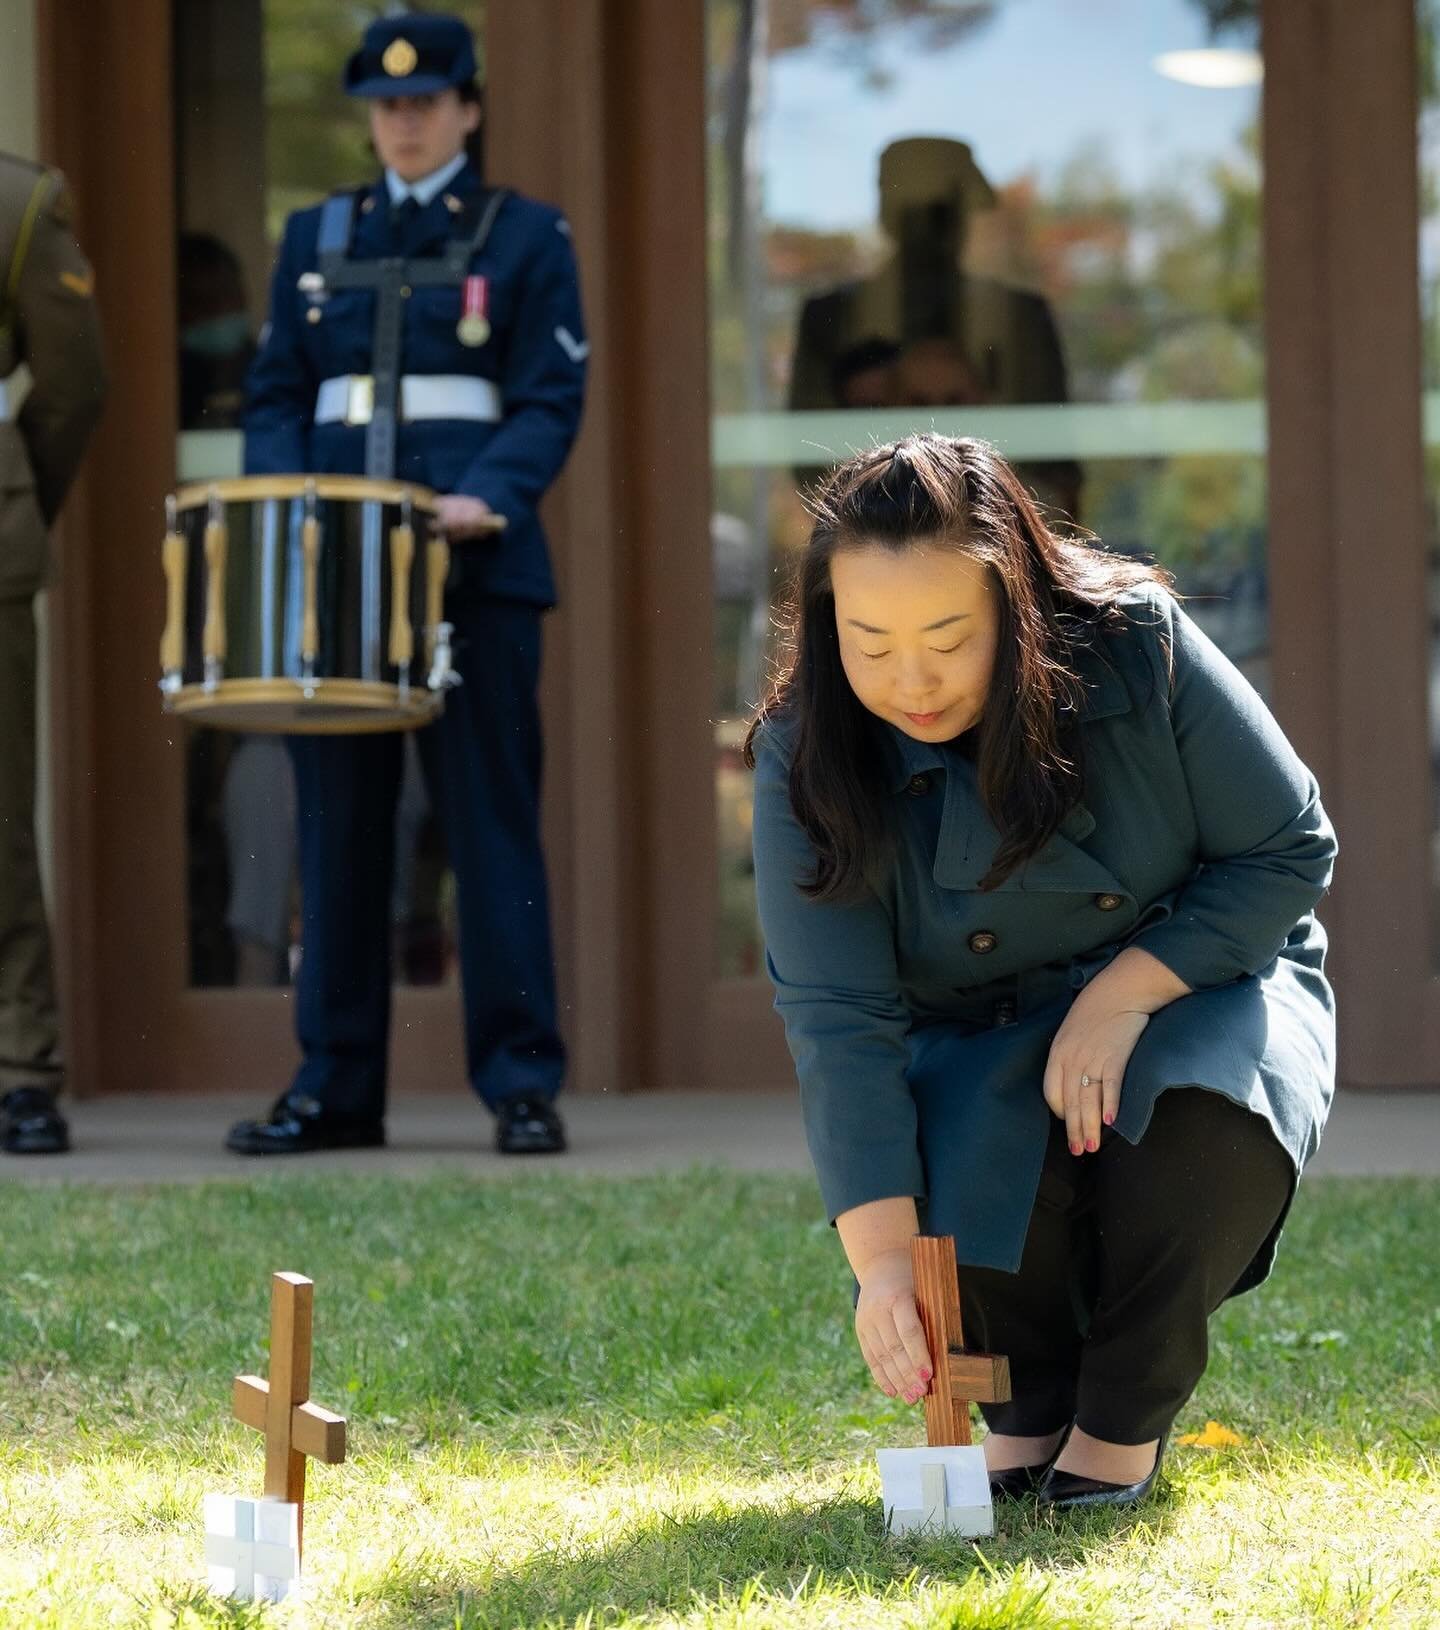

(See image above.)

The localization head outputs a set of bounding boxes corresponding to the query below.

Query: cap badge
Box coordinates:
[382,37,419,76]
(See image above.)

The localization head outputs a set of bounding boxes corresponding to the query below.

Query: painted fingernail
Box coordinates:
[1103,1111,1115,1126]
[918,1368,932,1383]
[1085,1137,1097,1152]
[1070,1141,1082,1156]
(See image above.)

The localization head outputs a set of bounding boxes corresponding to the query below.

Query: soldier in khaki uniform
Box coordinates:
[0,153,106,1155]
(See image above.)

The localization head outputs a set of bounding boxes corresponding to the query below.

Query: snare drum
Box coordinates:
[159,475,474,733]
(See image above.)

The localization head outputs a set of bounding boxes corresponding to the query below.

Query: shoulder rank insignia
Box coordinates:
[554,325,590,364]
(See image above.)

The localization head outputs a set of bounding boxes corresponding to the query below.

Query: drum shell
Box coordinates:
[175,490,435,691]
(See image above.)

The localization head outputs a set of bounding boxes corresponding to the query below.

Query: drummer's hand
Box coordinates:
[854,1248,933,1404]
[435,494,500,539]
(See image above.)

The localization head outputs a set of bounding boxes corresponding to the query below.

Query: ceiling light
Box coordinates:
[1153,49,1263,89]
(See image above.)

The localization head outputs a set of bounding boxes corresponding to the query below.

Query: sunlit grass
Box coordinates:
[0,1171,1436,1627]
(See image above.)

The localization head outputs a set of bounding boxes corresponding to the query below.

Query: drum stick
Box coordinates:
[389,522,415,669]
[425,535,450,667]
[160,495,186,679]
[301,491,320,673]
[202,494,228,675]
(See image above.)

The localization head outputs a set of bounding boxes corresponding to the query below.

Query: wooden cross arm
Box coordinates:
[234,1375,348,1464]
[946,1349,1011,1405]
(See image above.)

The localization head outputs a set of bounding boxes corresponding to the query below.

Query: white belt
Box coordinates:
[314,374,503,428]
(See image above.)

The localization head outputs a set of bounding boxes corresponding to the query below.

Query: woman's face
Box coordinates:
[369,91,479,182]
[830,541,1001,742]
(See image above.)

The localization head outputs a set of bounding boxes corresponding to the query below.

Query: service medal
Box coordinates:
[458,275,491,347]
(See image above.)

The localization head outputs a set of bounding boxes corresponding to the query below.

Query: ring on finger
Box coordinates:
[1080,1073,1093,1087]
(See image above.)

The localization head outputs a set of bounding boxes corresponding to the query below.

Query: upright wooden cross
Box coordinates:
[910,1235,1011,1445]
[231,1271,347,1557]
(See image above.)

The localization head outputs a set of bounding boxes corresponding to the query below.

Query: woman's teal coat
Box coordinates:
[751,587,1337,1292]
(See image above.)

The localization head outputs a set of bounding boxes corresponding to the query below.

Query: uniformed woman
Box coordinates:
[228,12,586,1157]
[748,434,1336,1510]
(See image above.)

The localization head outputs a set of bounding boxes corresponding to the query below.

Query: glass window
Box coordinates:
[172,0,485,987]
[707,0,1266,977]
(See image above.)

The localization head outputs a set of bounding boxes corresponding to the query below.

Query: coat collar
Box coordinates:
[883,640,1132,795]
[885,641,1132,896]
[355,161,482,257]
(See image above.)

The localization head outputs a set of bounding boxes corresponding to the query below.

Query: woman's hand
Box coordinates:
[435,494,503,539]
[854,1246,933,1403]
[1043,946,1190,1155]
[1043,996,1148,1154]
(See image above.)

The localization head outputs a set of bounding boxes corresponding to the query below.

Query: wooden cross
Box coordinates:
[911,1235,1011,1446]
[232,1272,347,1557]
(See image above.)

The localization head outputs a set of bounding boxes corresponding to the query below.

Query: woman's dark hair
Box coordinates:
[744,434,1170,900]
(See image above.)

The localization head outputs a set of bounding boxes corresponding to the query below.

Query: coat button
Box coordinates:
[991,998,1017,1027]
[968,930,998,955]
[1094,892,1125,912]
[906,774,931,796]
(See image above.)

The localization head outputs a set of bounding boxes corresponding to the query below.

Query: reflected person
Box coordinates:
[790,137,1080,520]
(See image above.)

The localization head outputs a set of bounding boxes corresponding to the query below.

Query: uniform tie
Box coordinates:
[389,195,422,244]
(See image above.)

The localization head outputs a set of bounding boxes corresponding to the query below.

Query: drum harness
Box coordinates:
[310,184,510,480]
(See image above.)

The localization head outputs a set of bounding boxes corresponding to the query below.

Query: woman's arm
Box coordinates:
[1127,595,1338,989]
[1045,595,1337,1152]
[752,726,936,1403]
[750,725,923,1223]
[837,1196,934,1403]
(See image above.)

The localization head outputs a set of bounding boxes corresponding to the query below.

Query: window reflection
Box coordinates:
[708,0,1265,977]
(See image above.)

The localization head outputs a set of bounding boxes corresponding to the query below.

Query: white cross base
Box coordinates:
[876,1445,994,1537]
[204,1493,301,1601]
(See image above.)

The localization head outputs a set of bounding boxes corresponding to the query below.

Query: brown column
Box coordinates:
[1324,0,1431,1082]
[38,0,181,1096]
[488,0,638,1091]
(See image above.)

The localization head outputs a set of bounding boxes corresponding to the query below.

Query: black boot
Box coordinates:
[496,1095,566,1154]
[0,1087,70,1155]
[225,1093,385,1156]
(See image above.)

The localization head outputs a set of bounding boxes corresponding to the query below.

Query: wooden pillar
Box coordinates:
[38,0,181,1096]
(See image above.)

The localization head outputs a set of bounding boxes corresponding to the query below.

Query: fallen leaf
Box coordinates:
[1177,1419,1245,1448]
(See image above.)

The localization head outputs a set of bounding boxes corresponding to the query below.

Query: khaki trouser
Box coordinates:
[0,594,61,1094]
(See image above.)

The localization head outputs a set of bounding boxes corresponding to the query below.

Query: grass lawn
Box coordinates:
[0,1168,1436,1628]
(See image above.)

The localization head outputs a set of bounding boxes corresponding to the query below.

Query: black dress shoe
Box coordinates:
[496,1095,566,1155]
[225,1095,385,1156]
[0,1087,70,1155]
[1038,1439,1166,1511]
[989,1461,1053,1500]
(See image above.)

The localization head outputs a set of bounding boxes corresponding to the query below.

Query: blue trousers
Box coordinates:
[286,598,564,1118]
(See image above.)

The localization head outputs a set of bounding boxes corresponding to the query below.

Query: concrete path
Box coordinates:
[4,1087,1438,1186]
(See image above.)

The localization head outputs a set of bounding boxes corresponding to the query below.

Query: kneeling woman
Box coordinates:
[748,435,1336,1510]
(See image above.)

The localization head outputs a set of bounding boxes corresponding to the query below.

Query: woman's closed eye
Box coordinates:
[860,641,967,661]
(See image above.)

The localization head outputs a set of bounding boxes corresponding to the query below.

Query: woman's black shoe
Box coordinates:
[1037,1439,1165,1511]
[988,1460,1053,1500]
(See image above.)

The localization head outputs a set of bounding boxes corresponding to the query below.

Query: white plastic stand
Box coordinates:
[204,1493,301,1602]
[877,1444,994,1537]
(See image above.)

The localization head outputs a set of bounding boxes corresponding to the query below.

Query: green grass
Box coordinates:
[0,1170,1436,1628]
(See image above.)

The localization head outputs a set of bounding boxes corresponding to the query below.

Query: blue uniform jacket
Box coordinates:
[752,586,1338,1292]
[243,161,586,608]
